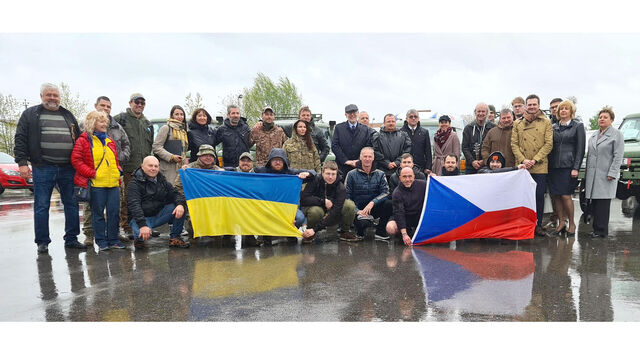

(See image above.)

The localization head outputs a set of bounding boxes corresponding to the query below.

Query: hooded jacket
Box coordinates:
[478,151,520,173]
[14,104,81,167]
[214,117,251,168]
[254,148,316,178]
[372,126,412,176]
[345,161,389,210]
[400,122,432,172]
[300,172,347,232]
[392,179,427,231]
[283,130,321,173]
[187,119,218,165]
[127,167,185,228]
[511,112,554,174]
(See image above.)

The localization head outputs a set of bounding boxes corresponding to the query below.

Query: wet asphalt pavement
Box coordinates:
[2,190,640,322]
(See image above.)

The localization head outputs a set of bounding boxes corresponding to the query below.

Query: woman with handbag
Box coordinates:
[153,105,189,184]
[71,111,124,251]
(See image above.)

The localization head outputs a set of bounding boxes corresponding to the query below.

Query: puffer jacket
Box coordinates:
[114,108,153,174]
[372,127,412,176]
[345,162,389,210]
[392,179,427,231]
[71,132,122,188]
[309,120,330,162]
[481,124,515,168]
[400,122,432,172]
[511,112,554,174]
[187,120,218,165]
[127,167,185,228]
[250,122,288,167]
[254,148,316,178]
[214,118,251,168]
[283,132,321,173]
[549,119,586,170]
[300,172,347,231]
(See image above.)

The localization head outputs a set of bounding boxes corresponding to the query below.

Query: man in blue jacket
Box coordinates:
[331,104,372,180]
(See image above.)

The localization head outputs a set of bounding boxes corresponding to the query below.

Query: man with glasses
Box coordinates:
[549,98,563,124]
[332,104,372,180]
[115,93,154,239]
[400,109,432,174]
[512,97,525,121]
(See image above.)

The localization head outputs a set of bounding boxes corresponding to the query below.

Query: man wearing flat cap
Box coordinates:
[175,144,223,239]
[115,93,154,238]
[331,104,372,180]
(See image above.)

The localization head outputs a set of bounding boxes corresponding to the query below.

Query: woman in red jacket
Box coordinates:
[71,111,123,251]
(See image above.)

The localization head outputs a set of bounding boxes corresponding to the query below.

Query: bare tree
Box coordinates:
[184,92,204,118]
[58,82,89,120]
[0,93,21,155]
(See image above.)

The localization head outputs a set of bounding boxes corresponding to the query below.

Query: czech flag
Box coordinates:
[413,248,535,315]
[412,170,537,245]
[179,169,302,237]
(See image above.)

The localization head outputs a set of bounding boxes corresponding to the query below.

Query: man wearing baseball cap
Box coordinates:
[331,103,372,180]
[234,152,255,173]
[249,106,287,167]
[114,93,154,239]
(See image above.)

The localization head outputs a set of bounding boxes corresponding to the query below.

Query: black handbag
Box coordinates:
[74,145,106,203]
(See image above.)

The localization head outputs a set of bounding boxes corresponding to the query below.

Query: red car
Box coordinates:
[0,152,33,194]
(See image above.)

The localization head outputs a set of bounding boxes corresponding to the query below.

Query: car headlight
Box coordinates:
[1,168,20,176]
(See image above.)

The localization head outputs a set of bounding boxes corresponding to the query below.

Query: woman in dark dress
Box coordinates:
[548,100,585,236]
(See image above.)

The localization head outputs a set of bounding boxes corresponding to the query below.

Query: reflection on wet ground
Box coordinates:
[1,191,640,321]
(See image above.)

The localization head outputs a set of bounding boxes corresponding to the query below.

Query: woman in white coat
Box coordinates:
[584,107,624,238]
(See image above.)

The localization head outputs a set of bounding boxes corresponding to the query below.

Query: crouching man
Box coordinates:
[386,167,427,246]
[300,161,358,242]
[175,144,222,239]
[127,156,189,249]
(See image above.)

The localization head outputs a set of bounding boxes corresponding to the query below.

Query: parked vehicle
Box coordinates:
[0,152,33,194]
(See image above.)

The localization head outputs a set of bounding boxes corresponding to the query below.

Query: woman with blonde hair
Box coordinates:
[548,100,585,236]
[71,111,123,251]
[153,105,188,184]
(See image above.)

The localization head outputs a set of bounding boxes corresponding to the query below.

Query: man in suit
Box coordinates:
[331,104,372,180]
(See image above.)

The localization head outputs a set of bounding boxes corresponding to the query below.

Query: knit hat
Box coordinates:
[488,151,506,168]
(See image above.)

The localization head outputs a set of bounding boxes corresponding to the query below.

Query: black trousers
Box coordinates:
[531,174,547,227]
[590,199,611,236]
[354,199,392,236]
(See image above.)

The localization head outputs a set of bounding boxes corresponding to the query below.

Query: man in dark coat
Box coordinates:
[214,105,251,168]
[462,103,495,174]
[127,156,189,249]
[400,109,432,174]
[387,153,426,195]
[373,113,412,178]
[331,104,372,180]
[386,167,427,246]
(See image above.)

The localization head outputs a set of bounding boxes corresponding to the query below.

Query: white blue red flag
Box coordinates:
[412,170,537,245]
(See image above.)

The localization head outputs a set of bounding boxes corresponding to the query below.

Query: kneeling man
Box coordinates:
[386,167,427,246]
[128,156,189,249]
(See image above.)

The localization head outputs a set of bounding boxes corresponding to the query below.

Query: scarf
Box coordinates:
[524,110,541,123]
[167,118,188,146]
[263,121,274,131]
[434,127,452,149]
[92,131,107,146]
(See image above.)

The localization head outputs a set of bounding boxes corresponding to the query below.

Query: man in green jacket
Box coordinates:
[115,93,154,237]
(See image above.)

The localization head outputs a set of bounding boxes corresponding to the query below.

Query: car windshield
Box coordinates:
[0,152,15,164]
[619,118,640,141]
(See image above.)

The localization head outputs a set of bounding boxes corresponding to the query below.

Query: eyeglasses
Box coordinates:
[407,115,418,119]
[134,100,145,105]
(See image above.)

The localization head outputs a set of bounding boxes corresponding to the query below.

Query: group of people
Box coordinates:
[14,83,624,254]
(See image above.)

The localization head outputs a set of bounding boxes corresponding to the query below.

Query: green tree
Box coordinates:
[225,73,303,126]
[0,93,21,155]
[58,82,89,120]
[589,113,599,130]
[184,92,204,118]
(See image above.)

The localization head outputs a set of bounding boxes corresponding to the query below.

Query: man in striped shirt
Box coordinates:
[14,83,85,253]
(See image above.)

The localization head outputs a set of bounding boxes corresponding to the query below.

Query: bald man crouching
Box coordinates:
[127,156,189,249]
[386,167,427,246]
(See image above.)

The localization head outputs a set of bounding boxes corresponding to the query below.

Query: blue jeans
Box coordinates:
[32,164,79,245]
[90,187,120,247]
[129,203,185,240]
[295,209,306,228]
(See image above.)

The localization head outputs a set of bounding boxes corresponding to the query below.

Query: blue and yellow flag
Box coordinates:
[179,169,302,237]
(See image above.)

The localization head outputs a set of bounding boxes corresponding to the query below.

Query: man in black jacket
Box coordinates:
[387,154,426,195]
[373,113,412,178]
[214,105,251,168]
[331,104,372,180]
[400,109,432,174]
[300,161,358,242]
[386,167,427,246]
[14,83,85,253]
[299,106,330,163]
[461,103,495,174]
[127,156,189,249]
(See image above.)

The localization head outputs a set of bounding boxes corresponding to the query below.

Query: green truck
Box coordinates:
[579,112,640,213]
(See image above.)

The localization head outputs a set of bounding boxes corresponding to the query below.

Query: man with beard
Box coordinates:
[511,94,554,237]
[214,105,251,168]
[249,106,287,167]
[481,108,516,168]
[14,83,85,253]
[461,103,495,174]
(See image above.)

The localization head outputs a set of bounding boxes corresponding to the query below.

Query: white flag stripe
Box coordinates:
[433,170,537,213]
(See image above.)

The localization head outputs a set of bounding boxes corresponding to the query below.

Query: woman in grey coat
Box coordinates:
[584,107,624,238]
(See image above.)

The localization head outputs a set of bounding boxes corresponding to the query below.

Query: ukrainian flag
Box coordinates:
[179,169,302,237]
